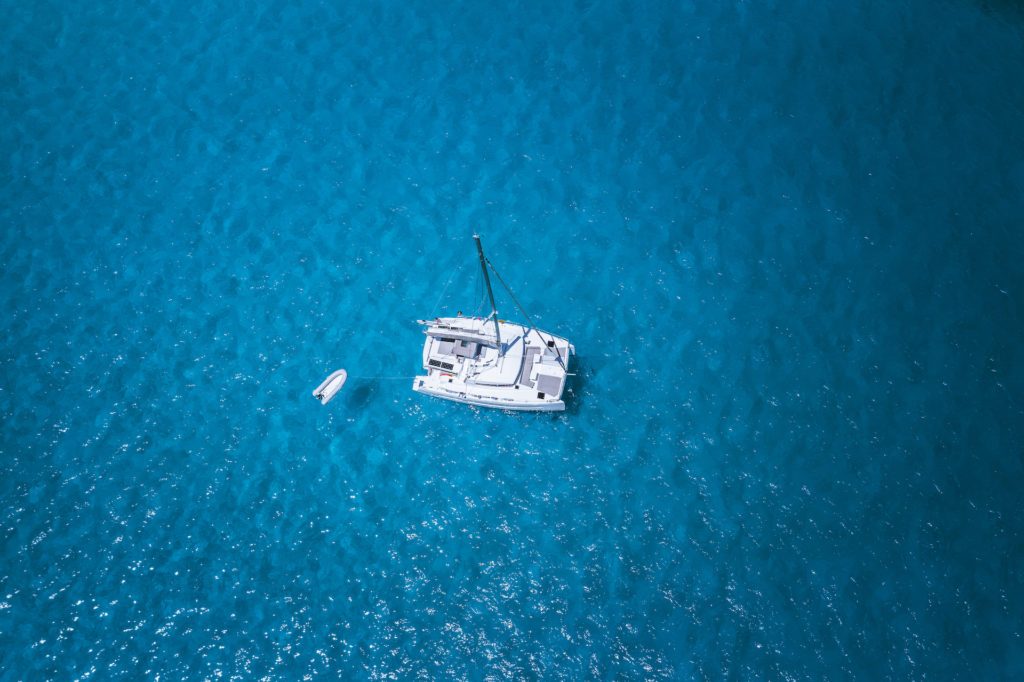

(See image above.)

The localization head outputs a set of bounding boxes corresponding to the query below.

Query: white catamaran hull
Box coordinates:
[412,316,574,412]
[412,383,568,412]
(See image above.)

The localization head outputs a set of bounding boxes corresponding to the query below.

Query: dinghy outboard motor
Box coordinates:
[313,369,348,404]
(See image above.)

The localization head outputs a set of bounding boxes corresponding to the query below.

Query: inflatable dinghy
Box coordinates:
[313,369,347,404]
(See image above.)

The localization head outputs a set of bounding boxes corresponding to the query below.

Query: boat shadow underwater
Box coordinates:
[340,380,377,409]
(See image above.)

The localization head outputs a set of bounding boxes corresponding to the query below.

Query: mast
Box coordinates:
[473,234,502,353]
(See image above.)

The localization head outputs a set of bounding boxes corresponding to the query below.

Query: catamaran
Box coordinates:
[412,236,575,411]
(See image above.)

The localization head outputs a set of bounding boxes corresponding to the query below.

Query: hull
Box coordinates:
[412,382,566,412]
[313,369,348,405]
[412,316,573,412]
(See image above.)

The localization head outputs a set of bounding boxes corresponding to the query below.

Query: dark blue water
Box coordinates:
[3,0,1023,678]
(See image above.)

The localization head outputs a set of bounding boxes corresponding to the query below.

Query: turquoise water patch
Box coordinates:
[2,0,1023,678]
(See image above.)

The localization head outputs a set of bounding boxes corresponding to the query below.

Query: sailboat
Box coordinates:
[412,235,575,411]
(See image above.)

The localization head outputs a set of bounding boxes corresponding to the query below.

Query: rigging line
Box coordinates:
[429,260,464,319]
[485,258,568,372]
[472,265,487,316]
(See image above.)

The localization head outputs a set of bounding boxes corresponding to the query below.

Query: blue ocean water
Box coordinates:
[3,0,1023,677]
